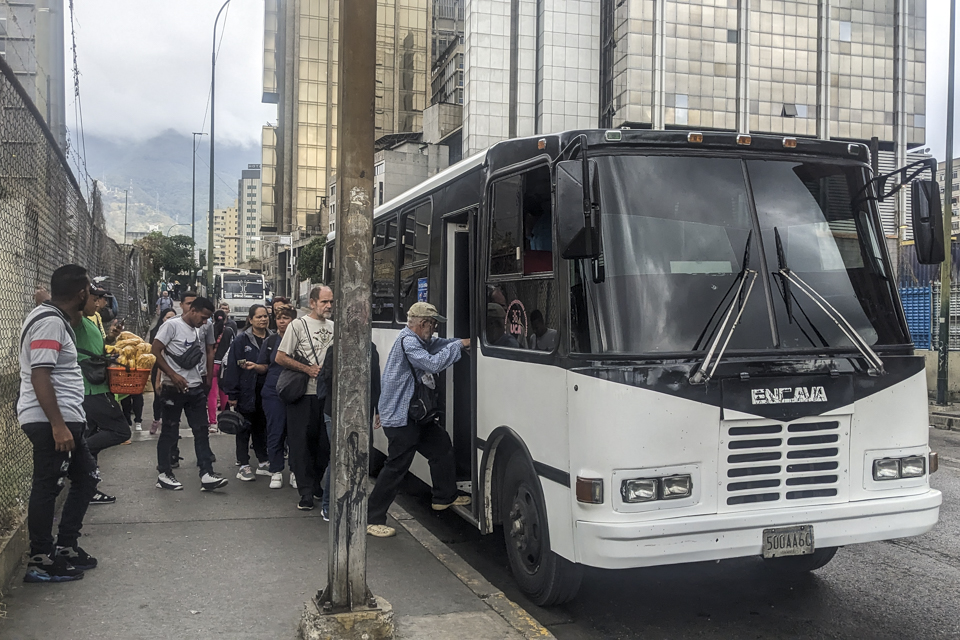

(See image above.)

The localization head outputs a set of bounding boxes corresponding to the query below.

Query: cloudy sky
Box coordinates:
[71,0,956,157]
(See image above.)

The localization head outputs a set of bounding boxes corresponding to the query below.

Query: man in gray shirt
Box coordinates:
[18,264,100,583]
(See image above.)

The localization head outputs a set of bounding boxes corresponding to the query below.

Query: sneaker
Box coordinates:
[269,473,283,489]
[23,554,84,583]
[297,496,314,511]
[432,494,472,511]
[89,490,116,505]
[208,425,218,434]
[321,507,329,522]
[289,473,298,489]
[156,473,183,491]
[236,466,255,482]
[200,472,229,492]
[256,463,272,477]
[121,440,132,445]
[55,545,98,571]
[149,420,160,435]
[135,422,143,431]
[366,524,396,538]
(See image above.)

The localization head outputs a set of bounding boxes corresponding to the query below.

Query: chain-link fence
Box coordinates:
[0,56,146,536]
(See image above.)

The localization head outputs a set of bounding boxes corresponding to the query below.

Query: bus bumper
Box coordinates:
[574,489,942,569]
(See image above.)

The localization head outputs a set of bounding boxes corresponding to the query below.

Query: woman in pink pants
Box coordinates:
[207,310,235,430]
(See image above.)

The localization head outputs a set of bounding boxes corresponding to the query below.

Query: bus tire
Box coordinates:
[501,450,583,606]
[761,547,838,573]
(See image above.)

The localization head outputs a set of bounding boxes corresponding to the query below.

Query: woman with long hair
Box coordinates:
[222,304,272,481]
[148,308,177,435]
[253,305,297,488]
[207,310,235,432]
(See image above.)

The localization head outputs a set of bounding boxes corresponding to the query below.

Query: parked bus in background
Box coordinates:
[324,129,944,605]
[214,268,268,328]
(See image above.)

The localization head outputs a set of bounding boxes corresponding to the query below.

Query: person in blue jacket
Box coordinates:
[253,306,298,489]
[222,304,272,482]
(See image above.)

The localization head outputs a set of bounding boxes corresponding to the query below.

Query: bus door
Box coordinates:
[445,221,474,485]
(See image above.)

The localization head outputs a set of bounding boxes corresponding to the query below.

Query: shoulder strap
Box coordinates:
[300,318,320,365]
[20,310,70,350]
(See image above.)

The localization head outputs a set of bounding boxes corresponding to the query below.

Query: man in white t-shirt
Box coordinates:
[275,285,334,511]
[152,295,228,492]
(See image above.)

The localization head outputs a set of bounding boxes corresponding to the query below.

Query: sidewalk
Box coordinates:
[0,424,541,639]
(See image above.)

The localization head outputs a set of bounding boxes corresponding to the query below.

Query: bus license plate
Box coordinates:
[762,525,815,558]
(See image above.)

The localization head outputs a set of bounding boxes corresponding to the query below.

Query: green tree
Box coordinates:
[298,236,326,283]
[135,232,196,282]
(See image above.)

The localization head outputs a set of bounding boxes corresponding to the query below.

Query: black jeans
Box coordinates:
[367,421,457,526]
[157,385,214,476]
[21,422,99,556]
[285,395,329,499]
[83,393,132,459]
[237,401,269,467]
[121,394,144,424]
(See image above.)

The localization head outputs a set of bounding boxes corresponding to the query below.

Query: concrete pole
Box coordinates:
[937,0,957,406]
[320,0,377,615]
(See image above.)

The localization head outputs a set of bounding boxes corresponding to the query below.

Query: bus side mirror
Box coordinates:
[911,180,945,265]
[556,159,601,259]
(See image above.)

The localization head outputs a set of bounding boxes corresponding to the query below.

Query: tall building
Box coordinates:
[938,160,960,235]
[238,165,262,264]
[431,36,463,106]
[213,200,240,268]
[260,0,431,297]
[432,0,464,66]
[0,0,66,151]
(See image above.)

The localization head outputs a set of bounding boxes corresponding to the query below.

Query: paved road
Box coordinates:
[394,427,960,639]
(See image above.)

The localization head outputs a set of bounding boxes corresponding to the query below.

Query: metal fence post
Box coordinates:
[937,0,956,406]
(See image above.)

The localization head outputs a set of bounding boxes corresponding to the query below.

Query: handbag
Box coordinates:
[277,318,320,404]
[166,329,204,370]
[216,406,248,435]
[402,338,442,426]
[77,347,112,386]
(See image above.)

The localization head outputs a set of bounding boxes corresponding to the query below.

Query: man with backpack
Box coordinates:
[18,265,100,582]
[76,283,130,505]
[366,302,471,538]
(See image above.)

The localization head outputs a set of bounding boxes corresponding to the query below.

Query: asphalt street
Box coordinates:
[394,427,960,640]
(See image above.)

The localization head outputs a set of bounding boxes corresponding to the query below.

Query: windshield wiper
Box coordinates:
[690,268,758,385]
[778,268,885,376]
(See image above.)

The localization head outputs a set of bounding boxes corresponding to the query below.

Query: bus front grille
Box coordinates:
[719,418,849,512]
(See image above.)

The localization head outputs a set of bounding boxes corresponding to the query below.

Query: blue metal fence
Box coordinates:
[900,286,932,349]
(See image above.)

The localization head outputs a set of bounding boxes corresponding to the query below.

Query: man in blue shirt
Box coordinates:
[367,302,471,538]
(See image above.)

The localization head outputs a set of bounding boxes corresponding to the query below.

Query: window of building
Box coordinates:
[727,29,738,44]
[397,202,432,322]
[485,165,558,352]
[373,217,398,322]
[839,21,852,42]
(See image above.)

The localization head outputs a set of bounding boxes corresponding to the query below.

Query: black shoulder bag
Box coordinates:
[402,338,442,426]
[165,328,204,370]
[277,318,319,404]
[77,347,112,386]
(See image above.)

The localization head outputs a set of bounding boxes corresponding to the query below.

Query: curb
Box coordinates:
[0,516,29,596]
[388,504,554,639]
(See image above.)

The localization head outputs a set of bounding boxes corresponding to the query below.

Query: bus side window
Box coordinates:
[486,166,558,352]
[397,202,431,323]
[373,218,397,323]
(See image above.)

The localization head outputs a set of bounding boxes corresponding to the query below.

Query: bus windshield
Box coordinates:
[579,154,908,356]
[222,276,264,300]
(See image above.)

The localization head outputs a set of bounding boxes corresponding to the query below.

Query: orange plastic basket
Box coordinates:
[107,367,151,395]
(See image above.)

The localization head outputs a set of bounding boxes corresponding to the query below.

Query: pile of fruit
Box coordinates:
[106,332,156,369]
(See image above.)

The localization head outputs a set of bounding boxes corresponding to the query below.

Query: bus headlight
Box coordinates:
[660,475,693,500]
[900,456,926,478]
[872,458,901,480]
[620,479,658,503]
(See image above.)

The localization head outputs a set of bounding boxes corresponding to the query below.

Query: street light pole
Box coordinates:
[192,131,207,289]
[123,189,128,244]
[937,0,957,405]
[207,0,230,296]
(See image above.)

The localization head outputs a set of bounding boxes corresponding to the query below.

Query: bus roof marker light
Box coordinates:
[605,130,622,142]
[537,138,546,150]
[737,134,752,145]
[687,132,703,143]
[783,137,798,148]
[847,143,859,155]
[576,477,604,504]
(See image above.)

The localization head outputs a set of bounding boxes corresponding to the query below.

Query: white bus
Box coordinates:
[215,269,268,326]
[325,130,944,605]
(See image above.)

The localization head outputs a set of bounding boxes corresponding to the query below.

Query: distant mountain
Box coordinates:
[82,130,261,248]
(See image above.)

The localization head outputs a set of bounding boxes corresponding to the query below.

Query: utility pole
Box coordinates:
[192,131,207,290]
[123,189,128,244]
[937,0,957,406]
[208,0,230,295]
[300,0,391,637]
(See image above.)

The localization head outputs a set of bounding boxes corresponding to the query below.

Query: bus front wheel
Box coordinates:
[761,547,838,573]
[501,450,583,606]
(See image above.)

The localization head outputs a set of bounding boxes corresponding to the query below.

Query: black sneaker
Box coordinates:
[56,545,98,571]
[298,497,315,511]
[200,472,228,492]
[24,554,84,583]
[156,472,183,491]
[89,491,116,505]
